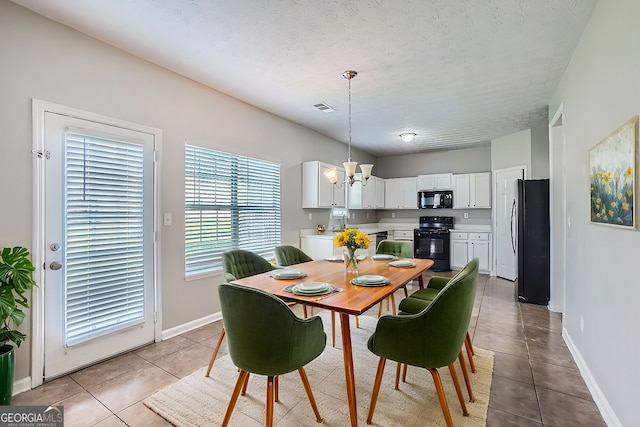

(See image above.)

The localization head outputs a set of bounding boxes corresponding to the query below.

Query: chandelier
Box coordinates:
[324,70,374,187]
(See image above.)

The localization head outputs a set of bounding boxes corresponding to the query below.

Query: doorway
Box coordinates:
[32,100,161,383]
[549,104,566,314]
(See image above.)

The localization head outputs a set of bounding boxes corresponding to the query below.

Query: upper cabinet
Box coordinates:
[302,161,345,208]
[453,172,491,208]
[348,174,385,209]
[384,177,417,209]
[417,173,453,190]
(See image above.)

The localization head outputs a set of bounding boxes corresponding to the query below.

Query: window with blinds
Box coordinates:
[185,145,281,276]
[65,131,146,346]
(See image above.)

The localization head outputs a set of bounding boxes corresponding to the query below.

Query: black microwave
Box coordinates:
[418,190,453,209]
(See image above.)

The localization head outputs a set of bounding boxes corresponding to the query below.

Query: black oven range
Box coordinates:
[413,216,453,271]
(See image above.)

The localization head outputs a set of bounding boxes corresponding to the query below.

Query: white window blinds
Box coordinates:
[185,145,281,276]
[65,131,146,346]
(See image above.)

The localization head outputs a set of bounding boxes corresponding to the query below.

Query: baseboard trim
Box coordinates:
[162,311,222,340]
[12,376,32,396]
[563,328,621,427]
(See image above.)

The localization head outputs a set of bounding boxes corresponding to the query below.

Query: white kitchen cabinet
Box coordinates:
[450,231,492,272]
[348,175,385,209]
[301,235,342,260]
[417,173,453,190]
[384,177,417,209]
[302,161,346,208]
[453,172,491,208]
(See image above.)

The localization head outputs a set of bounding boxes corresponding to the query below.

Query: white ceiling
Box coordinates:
[13,0,597,156]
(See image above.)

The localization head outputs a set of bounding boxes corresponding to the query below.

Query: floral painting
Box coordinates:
[589,116,638,228]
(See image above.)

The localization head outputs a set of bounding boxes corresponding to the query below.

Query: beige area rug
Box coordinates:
[144,312,494,426]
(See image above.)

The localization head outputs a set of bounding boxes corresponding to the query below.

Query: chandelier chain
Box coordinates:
[348,75,352,161]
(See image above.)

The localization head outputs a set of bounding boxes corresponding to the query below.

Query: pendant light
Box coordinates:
[324,70,374,187]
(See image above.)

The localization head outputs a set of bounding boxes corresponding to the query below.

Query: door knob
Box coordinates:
[49,261,63,270]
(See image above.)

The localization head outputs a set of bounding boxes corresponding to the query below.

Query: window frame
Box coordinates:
[184,144,282,279]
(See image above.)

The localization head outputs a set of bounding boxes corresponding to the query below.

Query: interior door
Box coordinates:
[495,167,524,280]
[43,112,156,379]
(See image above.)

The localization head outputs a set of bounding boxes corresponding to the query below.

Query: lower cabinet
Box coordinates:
[450,232,492,272]
[301,236,342,260]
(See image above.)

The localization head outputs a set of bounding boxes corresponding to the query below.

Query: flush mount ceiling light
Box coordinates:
[323,70,374,187]
[400,132,417,142]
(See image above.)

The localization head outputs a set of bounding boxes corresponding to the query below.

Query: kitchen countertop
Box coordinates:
[451,224,492,233]
[300,223,418,239]
[301,222,492,239]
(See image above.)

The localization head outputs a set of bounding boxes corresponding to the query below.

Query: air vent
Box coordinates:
[313,103,335,113]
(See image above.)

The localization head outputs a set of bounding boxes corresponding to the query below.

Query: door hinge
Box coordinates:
[153,150,158,162]
[31,149,50,159]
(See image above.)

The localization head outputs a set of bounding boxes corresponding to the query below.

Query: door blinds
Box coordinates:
[64,131,146,346]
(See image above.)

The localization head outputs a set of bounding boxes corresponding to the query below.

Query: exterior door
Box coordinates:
[495,167,524,280]
[43,111,156,379]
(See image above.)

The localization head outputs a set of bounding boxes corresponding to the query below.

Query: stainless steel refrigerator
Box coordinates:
[514,179,550,305]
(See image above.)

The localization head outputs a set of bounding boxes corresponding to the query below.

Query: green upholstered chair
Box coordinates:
[365,258,478,427]
[398,259,479,375]
[274,245,340,345]
[274,245,313,266]
[221,249,279,282]
[375,240,414,317]
[218,283,326,427]
[205,249,282,377]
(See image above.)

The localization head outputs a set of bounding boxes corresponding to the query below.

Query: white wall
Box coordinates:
[549,0,640,425]
[530,125,550,179]
[0,2,373,382]
[375,145,491,178]
[490,129,531,175]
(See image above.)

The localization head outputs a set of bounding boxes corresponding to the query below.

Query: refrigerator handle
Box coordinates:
[510,199,517,253]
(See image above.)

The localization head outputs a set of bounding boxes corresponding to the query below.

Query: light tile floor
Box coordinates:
[13,272,606,426]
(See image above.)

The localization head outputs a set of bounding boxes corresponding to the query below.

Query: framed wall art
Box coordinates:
[589,116,638,228]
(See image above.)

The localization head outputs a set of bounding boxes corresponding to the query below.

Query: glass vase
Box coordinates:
[344,247,358,274]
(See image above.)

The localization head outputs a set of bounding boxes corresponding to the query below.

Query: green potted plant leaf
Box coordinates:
[0,246,36,405]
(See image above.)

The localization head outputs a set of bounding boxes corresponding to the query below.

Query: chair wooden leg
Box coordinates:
[355,315,360,328]
[205,327,226,377]
[402,363,408,382]
[403,284,409,298]
[394,362,401,390]
[447,363,469,416]
[467,331,475,355]
[331,310,336,347]
[377,300,384,318]
[428,368,454,427]
[298,367,322,422]
[458,351,474,402]
[418,274,425,289]
[266,376,275,427]
[222,370,249,427]
[465,332,476,373]
[241,372,250,395]
[366,357,386,425]
[274,375,279,402]
[302,304,308,318]
[390,293,397,315]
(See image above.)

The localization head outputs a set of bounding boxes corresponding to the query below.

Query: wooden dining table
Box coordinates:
[231,256,434,427]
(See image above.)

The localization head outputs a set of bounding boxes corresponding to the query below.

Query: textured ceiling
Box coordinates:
[12,0,597,156]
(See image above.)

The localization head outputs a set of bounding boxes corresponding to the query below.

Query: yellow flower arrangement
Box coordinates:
[334,228,370,251]
[334,228,370,272]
